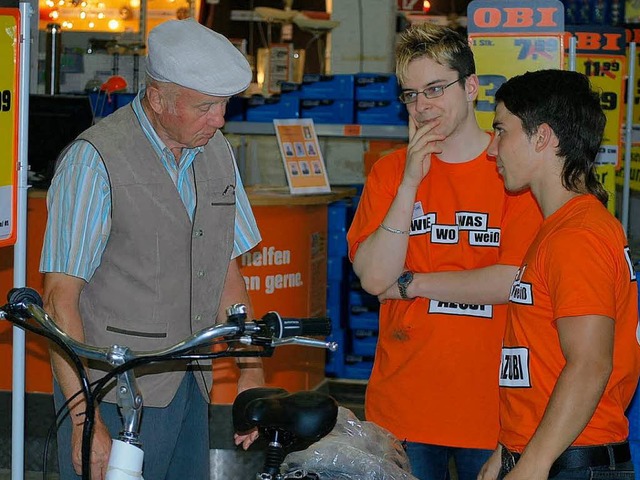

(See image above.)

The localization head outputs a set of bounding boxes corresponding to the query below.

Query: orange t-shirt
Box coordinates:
[347,147,543,448]
[499,195,640,452]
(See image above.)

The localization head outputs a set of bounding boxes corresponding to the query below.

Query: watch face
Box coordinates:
[399,271,413,285]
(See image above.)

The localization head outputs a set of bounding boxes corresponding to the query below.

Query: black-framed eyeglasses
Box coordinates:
[398,76,467,105]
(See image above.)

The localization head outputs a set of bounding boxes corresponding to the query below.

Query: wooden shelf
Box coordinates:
[224,121,408,140]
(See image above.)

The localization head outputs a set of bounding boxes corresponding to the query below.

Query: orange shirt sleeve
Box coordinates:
[498,189,543,266]
[542,228,618,321]
[347,149,406,261]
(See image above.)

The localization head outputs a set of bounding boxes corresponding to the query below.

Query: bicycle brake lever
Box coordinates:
[270,337,338,351]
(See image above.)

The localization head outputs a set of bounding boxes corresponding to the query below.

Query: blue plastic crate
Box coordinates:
[325,303,344,332]
[349,311,379,331]
[630,386,640,478]
[343,354,374,380]
[630,390,640,442]
[631,441,640,480]
[328,201,349,233]
[349,289,380,311]
[89,92,116,118]
[355,73,400,101]
[225,96,246,121]
[327,281,344,305]
[627,279,640,476]
[327,280,347,332]
[327,256,346,281]
[245,95,299,122]
[280,81,302,97]
[300,74,355,100]
[300,99,354,124]
[327,231,348,257]
[351,329,378,357]
[355,99,408,126]
[325,329,347,377]
[114,93,136,109]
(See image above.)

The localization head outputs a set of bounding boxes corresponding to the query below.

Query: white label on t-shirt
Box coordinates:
[624,246,637,282]
[428,300,493,318]
[410,213,436,235]
[468,227,501,247]
[509,266,534,305]
[509,281,533,305]
[413,201,424,218]
[499,347,531,388]
[431,224,459,244]
[455,211,488,231]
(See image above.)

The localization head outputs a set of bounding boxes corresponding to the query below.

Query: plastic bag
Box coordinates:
[283,406,418,480]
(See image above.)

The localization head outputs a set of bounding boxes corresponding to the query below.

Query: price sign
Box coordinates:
[617,28,640,193]
[565,26,626,168]
[472,34,564,131]
[468,0,565,130]
[627,29,640,127]
[0,9,19,247]
[616,28,640,192]
[615,145,640,192]
[573,56,625,166]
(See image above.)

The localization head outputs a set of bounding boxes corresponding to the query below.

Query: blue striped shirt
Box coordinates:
[40,91,261,281]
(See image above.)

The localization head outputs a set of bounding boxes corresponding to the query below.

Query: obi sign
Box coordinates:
[0,9,19,247]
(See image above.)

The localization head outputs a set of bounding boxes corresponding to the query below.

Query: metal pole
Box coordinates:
[623,42,636,234]
[13,4,32,480]
[44,22,61,95]
[568,35,577,72]
[139,0,147,49]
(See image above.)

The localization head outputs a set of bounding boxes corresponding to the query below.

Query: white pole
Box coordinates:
[568,35,577,72]
[623,42,636,235]
[12,3,32,480]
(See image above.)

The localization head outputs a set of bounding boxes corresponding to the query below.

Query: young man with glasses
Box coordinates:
[346,23,543,480]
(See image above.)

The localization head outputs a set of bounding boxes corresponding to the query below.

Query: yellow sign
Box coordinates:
[616,147,640,191]
[629,31,640,126]
[566,55,625,167]
[471,34,564,131]
[618,28,640,192]
[0,9,19,247]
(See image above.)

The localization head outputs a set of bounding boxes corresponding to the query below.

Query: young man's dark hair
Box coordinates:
[495,69,608,205]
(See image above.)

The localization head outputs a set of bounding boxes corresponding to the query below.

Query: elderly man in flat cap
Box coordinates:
[41,18,264,480]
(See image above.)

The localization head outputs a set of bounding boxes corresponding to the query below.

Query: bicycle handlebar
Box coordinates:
[2,288,337,366]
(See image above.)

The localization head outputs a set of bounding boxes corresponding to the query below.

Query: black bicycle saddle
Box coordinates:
[232,387,338,447]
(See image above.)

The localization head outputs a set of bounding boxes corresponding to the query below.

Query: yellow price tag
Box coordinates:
[471,34,564,131]
[0,9,19,247]
[616,147,640,191]
[566,55,625,167]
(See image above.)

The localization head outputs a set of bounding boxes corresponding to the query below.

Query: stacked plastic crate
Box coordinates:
[354,73,408,126]
[325,199,351,378]
[299,74,355,124]
[325,189,381,380]
[626,274,640,474]
[345,271,380,379]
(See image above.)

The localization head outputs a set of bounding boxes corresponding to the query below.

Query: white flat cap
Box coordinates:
[146,18,251,97]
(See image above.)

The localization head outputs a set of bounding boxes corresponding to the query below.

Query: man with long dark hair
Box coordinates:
[479,69,640,480]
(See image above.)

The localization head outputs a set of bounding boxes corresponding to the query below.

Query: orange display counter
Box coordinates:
[0,187,353,404]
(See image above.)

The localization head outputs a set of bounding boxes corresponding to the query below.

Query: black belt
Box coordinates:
[501,441,631,477]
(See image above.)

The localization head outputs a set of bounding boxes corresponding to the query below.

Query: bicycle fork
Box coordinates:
[106,345,145,480]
